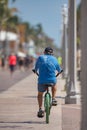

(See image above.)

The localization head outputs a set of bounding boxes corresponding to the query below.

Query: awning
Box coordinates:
[0,31,18,41]
[17,52,26,57]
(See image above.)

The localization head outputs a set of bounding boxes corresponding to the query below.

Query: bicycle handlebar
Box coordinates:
[56,69,63,77]
[32,69,39,76]
[32,69,63,77]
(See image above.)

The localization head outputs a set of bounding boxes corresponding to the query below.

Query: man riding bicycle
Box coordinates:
[33,47,63,117]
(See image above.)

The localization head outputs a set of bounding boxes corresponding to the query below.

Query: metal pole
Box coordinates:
[81,0,87,129]
[62,4,68,78]
[73,0,77,92]
[64,5,68,78]
[65,0,78,104]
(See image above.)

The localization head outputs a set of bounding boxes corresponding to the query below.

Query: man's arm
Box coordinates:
[55,58,63,74]
[32,57,40,74]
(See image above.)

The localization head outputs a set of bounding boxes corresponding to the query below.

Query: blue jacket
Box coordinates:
[35,54,62,84]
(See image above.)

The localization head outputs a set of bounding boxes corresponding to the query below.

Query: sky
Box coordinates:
[8,0,79,48]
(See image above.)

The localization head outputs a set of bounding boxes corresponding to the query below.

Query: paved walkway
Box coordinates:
[0,68,31,92]
[62,104,81,130]
[0,73,81,130]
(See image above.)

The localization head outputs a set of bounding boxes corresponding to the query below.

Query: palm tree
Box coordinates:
[0,0,18,29]
[0,0,18,55]
[35,23,43,35]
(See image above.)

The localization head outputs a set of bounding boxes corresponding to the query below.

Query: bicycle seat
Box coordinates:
[44,83,54,87]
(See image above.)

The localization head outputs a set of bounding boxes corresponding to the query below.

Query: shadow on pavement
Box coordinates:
[0,121,45,124]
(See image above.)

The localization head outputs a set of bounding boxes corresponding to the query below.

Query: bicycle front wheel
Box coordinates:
[45,94,50,123]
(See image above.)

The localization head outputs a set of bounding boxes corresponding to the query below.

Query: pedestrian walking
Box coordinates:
[1,54,6,70]
[8,53,17,76]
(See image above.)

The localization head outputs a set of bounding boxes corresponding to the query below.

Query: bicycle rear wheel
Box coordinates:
[45,94,50,123]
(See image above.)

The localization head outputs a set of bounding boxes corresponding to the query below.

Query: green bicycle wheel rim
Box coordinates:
[45,94,50,123]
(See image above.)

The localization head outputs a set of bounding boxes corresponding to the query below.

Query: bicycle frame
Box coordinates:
[44,86,52,124]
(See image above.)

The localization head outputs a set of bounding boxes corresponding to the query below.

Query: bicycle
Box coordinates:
[32,69,63,124]
[44,83,54,123]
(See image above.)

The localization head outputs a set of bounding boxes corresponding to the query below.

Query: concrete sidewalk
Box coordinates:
[0,73,66,130]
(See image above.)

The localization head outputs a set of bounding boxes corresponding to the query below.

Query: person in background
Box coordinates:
[18,57,24,71]
[58,56,62,66]
[1,54,5,70]
[8,53,17,76]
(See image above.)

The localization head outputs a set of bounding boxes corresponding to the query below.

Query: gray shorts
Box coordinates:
[38,83,56,92]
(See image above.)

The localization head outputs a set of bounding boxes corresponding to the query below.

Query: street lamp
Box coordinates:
[62,4,68,78]
[64,0,78,104]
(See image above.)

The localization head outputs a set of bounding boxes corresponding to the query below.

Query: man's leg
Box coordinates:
[37,91,44,117]
[52,84,57,98]
[51,84,58,105]
[37,91,43,109]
